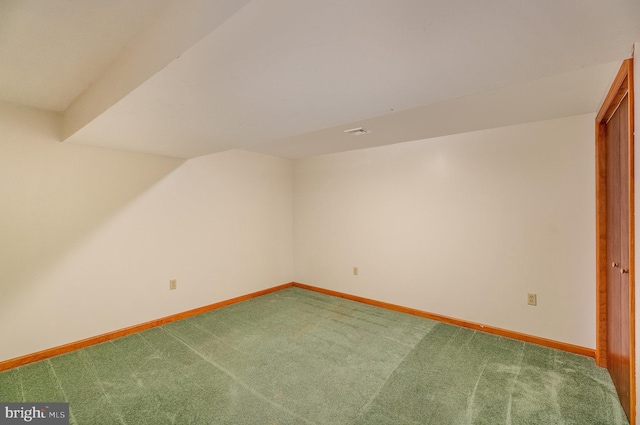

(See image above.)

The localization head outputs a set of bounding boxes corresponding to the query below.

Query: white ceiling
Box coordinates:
[1,0,639,159]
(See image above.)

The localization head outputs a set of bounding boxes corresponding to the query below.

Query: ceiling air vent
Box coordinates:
[343,127,372,136]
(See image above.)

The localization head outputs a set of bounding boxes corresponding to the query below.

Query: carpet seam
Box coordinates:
[464,359,490,424]
[161,326,318,425]
[505,342,525,425]
[355,323,439,420]
[78,349,128,425]
[17,367,25,403]
[47,359,78,425]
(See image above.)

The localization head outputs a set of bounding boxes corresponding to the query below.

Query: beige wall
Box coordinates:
[1,99,599,361]
[294,113,596,348]
[0,101,294,362]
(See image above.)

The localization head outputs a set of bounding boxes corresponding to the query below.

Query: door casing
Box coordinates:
[595,57,635,424]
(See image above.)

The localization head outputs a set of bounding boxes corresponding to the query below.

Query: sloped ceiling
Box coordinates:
[1,0,639,159]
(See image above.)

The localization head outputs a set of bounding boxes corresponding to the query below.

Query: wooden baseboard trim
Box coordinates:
[292,282,595,359]
[0,282,294,372]
[1,280,594,372]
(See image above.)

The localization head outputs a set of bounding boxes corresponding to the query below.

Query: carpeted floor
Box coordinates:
[0,287,628,424]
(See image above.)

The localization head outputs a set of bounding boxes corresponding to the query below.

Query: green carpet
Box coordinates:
[0,287,627,424]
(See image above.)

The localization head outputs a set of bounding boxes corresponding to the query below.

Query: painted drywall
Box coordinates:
[0,98,599,360]
[0,101,294,362]
[294,113,596,348]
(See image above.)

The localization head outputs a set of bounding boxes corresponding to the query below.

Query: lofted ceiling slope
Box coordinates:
[1,0,639,159]
[0,0,171,112]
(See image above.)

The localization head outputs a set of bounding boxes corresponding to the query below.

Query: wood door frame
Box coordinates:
[596,58,635,422]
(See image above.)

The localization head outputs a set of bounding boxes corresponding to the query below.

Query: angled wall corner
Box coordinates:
[62,0,252,142]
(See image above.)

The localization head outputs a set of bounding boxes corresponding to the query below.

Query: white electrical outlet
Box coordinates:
[353,266,358,276]
[527,293,537,306]
[170,279,177,290]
